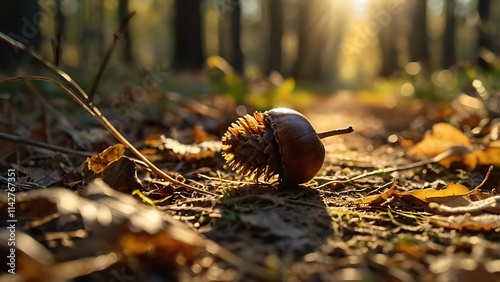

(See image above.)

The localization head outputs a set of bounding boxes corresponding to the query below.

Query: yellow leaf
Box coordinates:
[355,179,396,205]
[478,140,500,166]
[83,144,125,176]
[408,123,471,156]
[407,123,476,169]
[399,183,471,204]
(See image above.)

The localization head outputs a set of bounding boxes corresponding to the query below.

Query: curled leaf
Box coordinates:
[407,123,476,169]
[395,183,471,205]
[354,179,397,205]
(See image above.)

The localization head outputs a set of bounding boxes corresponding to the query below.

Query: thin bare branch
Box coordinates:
[88,11,136,101]
[0,76,217,197]
[0,32,89,101]
[0,132,94,157]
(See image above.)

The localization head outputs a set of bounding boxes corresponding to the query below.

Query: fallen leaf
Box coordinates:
[83,144,125,177]
[354,179,397,205]
[0,179,201,280]
[85,156,144,193]
[407,123,477,169]
[395,183,471,205]
[476,140,500,166]
[144,135,221,163]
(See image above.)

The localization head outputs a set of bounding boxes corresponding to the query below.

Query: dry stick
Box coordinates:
[0,33,89,101]
[0,132,94,157]
[0,33,217,197]
[0,77,216,197]
[317,146,470,187]
[88,11,136,101]
[344,149,459,182]
[0,34,193,193]
[468,165,494,195]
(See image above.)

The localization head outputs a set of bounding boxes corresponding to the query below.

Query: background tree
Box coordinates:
[0,0,40,66]
[407,0,430,71]
[377,2,400,77]
[292,1,349,83]
[476,0,493,68]
[218,0,244,74]
[173,0,204,71]
[82,1,105,67]
[442,0,456,69]
[119,0,134,66]
[266,0,283,75]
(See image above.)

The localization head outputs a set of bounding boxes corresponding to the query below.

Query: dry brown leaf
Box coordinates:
[83,144,125,177]
[354,179,397,205]
[144,135,221,163]
[0,179,204,281]
[408,123,500,170]
[84,156,144,193]
[407,123,477,169]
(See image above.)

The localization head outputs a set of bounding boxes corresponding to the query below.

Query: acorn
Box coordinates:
[221,108,353,186]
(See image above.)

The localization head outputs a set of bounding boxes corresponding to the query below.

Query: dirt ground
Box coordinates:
[1,90,500,282]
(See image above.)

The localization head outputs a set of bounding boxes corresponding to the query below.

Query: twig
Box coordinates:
[51,29,62,66]
[468,165,494,195]
[0,32,89,102]
[0,32,218,197]
[8,77,217,197]
[341,147,466,182]
[88,11,136,101]
[0,132,94,157]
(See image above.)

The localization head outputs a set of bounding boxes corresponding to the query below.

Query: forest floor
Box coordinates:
[1,85,500,282]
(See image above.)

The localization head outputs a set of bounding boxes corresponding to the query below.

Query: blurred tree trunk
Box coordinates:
[442,0,456,68]
[0,0,40,66]
[378,26,398,77]
[118,0,134,66]
[53,0,66,66]
[219,0,244,73]
[377,1,399,77]
[83,1,105,67]
[407,0,429,71]
[292,1,348,83]
[292,1,324,80]
[477,0,492,68]
[266,0,283,75]
[173,0,204,71]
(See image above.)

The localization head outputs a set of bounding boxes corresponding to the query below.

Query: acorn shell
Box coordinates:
[265,108,325,185]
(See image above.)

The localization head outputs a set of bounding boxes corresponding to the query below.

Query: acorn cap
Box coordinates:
[221,111,281,182]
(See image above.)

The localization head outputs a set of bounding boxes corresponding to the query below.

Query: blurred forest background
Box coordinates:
[1,0,500,110]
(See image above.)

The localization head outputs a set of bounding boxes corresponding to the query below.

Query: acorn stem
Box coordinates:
[317,126,354,139]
